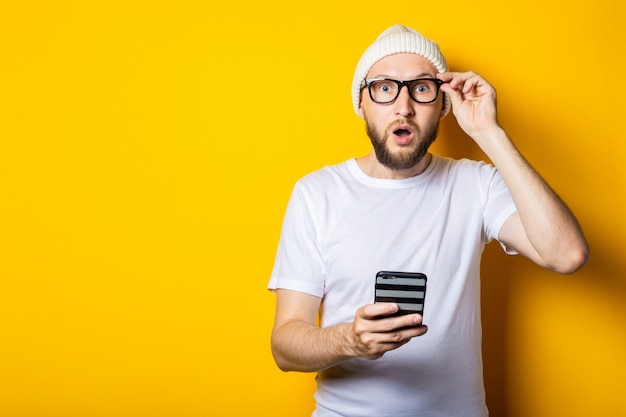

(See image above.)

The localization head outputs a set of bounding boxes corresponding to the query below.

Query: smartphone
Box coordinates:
[375,271,427,317]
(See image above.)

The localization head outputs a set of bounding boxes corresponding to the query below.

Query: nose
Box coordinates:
[393,85,415,117]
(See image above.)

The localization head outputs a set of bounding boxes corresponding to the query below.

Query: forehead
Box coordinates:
[367,53,438,79]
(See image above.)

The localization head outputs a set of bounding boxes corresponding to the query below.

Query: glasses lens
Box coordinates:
[408,79,439,103]
[369,80,399,103]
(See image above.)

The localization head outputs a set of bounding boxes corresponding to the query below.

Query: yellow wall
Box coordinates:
[1,1,624,416]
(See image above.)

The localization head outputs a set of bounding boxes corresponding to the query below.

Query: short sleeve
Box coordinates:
[481,164,518,255]
[268,182,327,297]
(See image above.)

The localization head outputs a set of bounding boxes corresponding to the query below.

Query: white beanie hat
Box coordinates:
[351,24,450,117]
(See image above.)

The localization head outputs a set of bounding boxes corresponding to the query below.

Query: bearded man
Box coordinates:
[268,24,589,417]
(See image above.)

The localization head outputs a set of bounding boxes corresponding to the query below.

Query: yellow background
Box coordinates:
[1,1,624,416]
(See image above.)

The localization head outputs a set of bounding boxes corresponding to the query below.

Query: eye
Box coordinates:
[413,82,432,94]
[373,81,395,94]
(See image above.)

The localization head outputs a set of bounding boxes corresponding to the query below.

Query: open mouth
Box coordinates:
[394,128,412,137]
[391,126,414,145]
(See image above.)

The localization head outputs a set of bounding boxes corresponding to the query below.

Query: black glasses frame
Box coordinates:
[363,78,444,104]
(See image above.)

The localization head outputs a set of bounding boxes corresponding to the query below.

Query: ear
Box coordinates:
[357,94,365,119]
[356,89,365,120]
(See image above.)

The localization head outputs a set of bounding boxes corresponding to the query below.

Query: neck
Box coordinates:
[356,152,432,179]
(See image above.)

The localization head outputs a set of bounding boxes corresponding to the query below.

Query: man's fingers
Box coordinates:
[351,309,428,359]
[360,303,398,319]
[438,71,490,95]
[360,305,425,330]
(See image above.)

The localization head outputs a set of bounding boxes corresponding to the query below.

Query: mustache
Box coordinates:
[387,119,419,133]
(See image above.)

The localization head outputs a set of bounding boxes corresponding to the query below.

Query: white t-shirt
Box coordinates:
[269,155,517,417]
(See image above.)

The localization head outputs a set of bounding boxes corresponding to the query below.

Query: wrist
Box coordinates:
[471,126,511,153]
[337,322,361,359]
[471,124,505,141]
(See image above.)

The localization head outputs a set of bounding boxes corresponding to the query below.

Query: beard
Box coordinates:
[365,118,439,171]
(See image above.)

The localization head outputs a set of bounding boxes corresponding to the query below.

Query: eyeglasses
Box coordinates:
[363,78,444,104]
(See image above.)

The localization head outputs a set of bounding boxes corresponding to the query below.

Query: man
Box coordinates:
[268,24,589,417]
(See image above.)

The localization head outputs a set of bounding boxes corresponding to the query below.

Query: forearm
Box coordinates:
[475,127,589,272]
[439,71,588,271]
[271,319,354,372]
